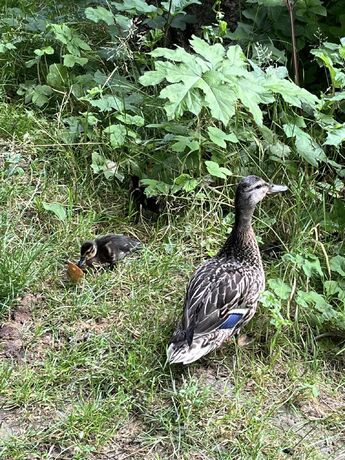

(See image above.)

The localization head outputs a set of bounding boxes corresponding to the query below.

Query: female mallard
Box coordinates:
[167,175,287,364]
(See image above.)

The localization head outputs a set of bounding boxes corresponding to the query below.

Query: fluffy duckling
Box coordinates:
[77,234,141,270]
[130,175,162,215]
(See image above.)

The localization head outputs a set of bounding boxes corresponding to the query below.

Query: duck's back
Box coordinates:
[168,247,264,364]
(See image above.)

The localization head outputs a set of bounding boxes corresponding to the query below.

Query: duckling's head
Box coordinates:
[235,175,287,213]
[77,240,97,267]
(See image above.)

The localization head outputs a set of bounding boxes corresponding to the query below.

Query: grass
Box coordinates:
[0,104,344,460]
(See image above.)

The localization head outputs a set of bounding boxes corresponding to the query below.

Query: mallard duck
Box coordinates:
[77,234,141,270]
[130,175,162,215]
[167,175,287,365]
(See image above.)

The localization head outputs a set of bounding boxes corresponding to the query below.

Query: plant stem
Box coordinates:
[286,0,300,86]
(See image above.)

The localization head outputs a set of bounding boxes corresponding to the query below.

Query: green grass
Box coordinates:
[0,105,344,460]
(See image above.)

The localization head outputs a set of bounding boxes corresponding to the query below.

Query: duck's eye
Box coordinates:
[255,184,263,189]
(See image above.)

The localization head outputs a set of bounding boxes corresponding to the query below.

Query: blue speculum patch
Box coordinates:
[219,313,243,329]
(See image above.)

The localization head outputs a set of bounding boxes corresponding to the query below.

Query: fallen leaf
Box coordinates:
[67,261,84,283]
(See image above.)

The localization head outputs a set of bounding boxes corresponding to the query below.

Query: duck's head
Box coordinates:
[235,175,287,212]
[77,240,97,268]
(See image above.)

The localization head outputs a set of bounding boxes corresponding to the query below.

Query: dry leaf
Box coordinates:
[67,261,84,283]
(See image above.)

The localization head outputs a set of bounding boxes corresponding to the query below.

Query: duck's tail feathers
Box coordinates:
[167,330,230,365]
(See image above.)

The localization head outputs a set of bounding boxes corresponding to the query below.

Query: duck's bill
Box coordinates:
[267,184,288,194]
[77,258,85,268]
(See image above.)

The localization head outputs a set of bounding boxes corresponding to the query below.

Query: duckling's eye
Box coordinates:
[255,184,263,189]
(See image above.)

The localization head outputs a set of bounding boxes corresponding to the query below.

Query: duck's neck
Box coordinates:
[220,206,260,259]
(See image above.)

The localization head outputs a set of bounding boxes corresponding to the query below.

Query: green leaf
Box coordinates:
[85,6,115,25]
[140,179,170,196]
[91,152,124,181]
[89,94,124,112]
[268,279,292,300]
[324,125,345,146]
[34,46,54,56]
[330,255,345,276]
[198,70,237,125]
[104,124,127,148]
[265,68,318,108]
[269,141,291,158]
[0,42,16,53]
[207,126,238,148]
[283,253,324,278]
[31,85,53,107]
[283,124,326,166]
[46,64,69,88]
[113,0,157,14]
[190,35,225,66]
[171,135,199,152]
[205,160,232,179]
[43,202,67,222]
[296,290,336,320]
[115,114,145,126]
[174,174,199,192]
[324,280,345,303]
[63,54,88,68]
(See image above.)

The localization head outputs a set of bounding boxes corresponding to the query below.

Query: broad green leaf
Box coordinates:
[324,280,345,303]
[190,35,225,66]
[161,0,200,14]
[265,68,318,108]
[34,46,54,56]
[283,124,326,166]
[198,70,237,125]
[85,6,115,25]
[89,94,124,112]
[324,125,345,146]
[113,0,157,14]
[171,136,200,152]
[283,253,324,278]
[91,152,105,174]
[63,54,88,68]
[205,160,231,179]
[46,63,69,88]
[140,179,170,196]
[115,114,144,126]
[268,279,292,300]
[269,141,291,158]
[174,174,199,192]
[0,42,16,53]
[150,47,194,64]
[207,126,238,148]
[43,202,67,222]
[104,124,127,148]
[330,255,345,276]
[296,290,336,320]
[31,85,53,107]
[160,82,203,119]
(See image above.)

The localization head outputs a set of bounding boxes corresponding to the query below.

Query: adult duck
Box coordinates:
[167,175,287,364]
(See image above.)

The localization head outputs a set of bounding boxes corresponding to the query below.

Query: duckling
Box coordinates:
[167,175,287,365]
[129,175,163,216]
[77,234,141,270]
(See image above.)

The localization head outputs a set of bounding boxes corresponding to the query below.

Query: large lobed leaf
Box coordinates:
[140,37,318,128]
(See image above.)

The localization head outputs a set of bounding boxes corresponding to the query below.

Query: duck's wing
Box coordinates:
[180,258,260,345]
